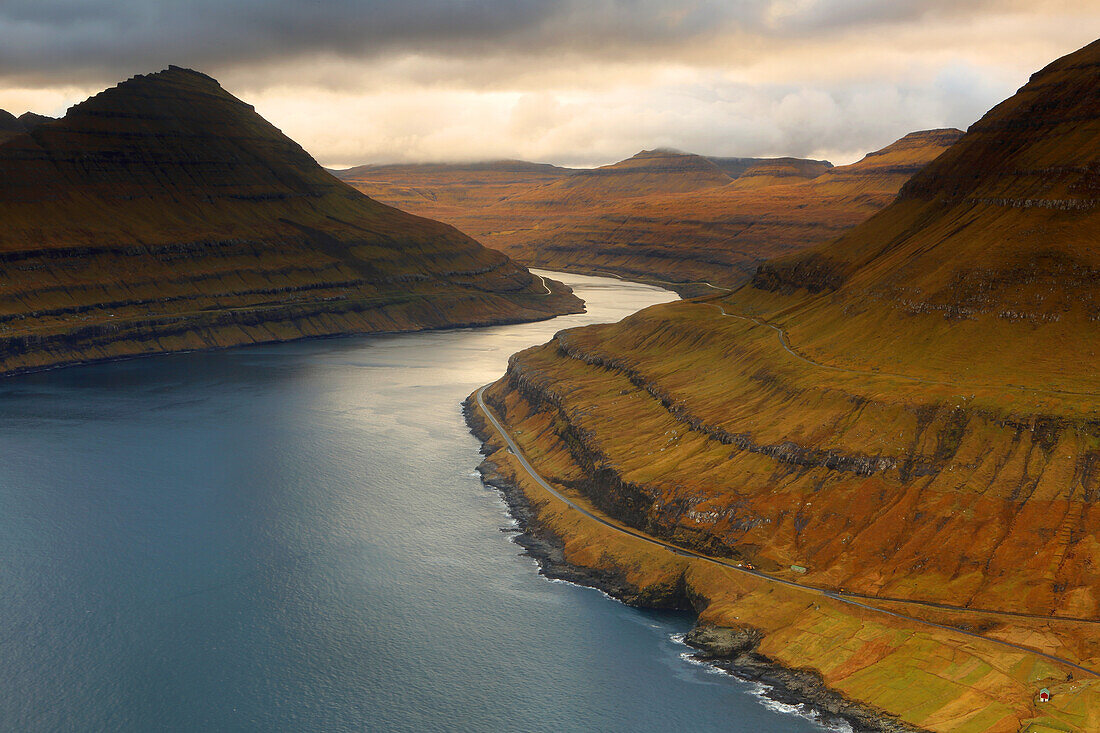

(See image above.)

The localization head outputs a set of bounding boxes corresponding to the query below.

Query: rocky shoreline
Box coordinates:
[464,397,928,733]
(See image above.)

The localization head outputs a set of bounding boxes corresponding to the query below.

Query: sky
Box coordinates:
[0,1,1096,168]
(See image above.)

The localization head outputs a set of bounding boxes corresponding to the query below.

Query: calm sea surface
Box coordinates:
[0,272,833,732]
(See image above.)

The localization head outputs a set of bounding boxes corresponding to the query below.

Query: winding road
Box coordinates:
[475,385,1100,679]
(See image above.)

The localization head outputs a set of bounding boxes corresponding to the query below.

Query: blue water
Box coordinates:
[0,272,832,732]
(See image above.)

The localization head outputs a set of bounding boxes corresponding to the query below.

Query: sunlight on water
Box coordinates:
[0,272,830,732]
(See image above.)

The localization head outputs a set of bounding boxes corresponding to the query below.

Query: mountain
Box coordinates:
[0,109,24,143]
[333,159,577,221]
[17,111,55,128]
[338,139,954,292]
[471,40,1100,732]
[0,67,580,376]
[0,109,56,143]
[507,149,736,204]
[804,127,962,196]
[475,131,957,290]
[748,54,1100,385]
[726,156,833,190]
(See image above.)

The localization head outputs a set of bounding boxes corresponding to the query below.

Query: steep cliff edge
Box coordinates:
[471,39,1100,732]
[0,67,581,375]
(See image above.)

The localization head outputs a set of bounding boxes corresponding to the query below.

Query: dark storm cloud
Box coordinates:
[0,0,702,82]
[0,0,996,84]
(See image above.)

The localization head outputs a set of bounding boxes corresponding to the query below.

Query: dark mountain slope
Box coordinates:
[0,67,580,375]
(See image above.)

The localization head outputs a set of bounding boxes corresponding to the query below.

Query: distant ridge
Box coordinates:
[507,149,738,204]
[336,159,577,177]
[337,131,956,290]
[0,108,53,143]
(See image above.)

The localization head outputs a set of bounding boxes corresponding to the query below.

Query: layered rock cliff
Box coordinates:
[471,39,1100,732]
[0,67,581,375]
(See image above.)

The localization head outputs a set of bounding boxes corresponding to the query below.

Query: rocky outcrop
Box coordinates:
[685,626,928,733]
[0,67,581,375]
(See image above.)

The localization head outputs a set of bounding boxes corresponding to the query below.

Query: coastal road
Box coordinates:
[475,385,1100,679]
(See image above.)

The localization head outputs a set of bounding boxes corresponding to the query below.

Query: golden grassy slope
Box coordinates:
[727,156,834,190]
[0,68,580,375]
[474,39,1100,731]
[471,391,1100,732]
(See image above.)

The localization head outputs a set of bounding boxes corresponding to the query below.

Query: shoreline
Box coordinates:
[463,396,927,733]
[529,264,734,299]
[0,289,583,382]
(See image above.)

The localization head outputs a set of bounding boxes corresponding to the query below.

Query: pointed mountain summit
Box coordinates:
[16,111,54,129]
[0,67,579,375]
[0,109,24,143]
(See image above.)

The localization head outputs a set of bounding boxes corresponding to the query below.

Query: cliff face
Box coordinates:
[0,67,581,375]
[474,40,1100,732]
[337,135,957,290]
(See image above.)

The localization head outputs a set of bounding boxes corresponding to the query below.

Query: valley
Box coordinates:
[337,130,961,293]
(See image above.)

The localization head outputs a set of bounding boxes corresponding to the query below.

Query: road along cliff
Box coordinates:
[468,38,1100,733]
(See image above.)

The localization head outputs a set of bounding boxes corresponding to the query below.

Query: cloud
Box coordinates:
[0,0,1078,85]
[253,64,1016,169]
[0,1,1096,167]
[0,0,727,84]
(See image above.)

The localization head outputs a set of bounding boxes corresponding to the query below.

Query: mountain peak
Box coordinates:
[19,64,332,204]
[746,37,1100,390]
[0,67,579,374]
[64,64,254,120]
[0,109,21,132]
